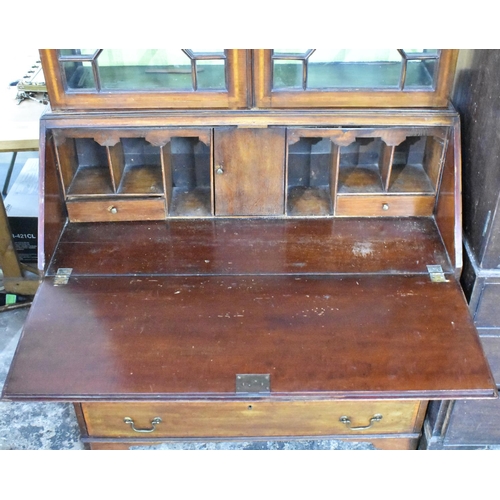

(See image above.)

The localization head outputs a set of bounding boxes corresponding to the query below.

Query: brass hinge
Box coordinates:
[236,374,271,394]
[54,268,72,286]
[427,265,448,283]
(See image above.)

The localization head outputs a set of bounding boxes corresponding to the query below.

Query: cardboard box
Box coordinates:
[4,157,39,263]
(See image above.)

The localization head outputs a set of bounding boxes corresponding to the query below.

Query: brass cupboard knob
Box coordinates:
[215,166,224,175]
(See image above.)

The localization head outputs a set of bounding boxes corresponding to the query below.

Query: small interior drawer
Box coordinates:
[82,400,423,438]
[66,198,166,223]
[336,195,435,217]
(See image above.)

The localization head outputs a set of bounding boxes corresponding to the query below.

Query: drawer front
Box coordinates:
[336,195,435,217]
[67,198,166,223]
[82,400,422,438]
[475,283,500,328]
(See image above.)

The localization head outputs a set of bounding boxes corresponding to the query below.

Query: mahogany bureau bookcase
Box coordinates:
[2,49,496,450]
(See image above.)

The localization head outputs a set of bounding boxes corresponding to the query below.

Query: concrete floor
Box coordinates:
[0,306,84,450]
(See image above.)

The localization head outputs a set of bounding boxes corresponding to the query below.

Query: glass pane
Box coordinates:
[190,49,225,55]
[405,59,436,89]
[403,49,439,55]
[98,49,194,91]
[274,49,310,55]
[307,49,401,89]
[273,60,303,89]
[62,61,95,90]
[196,60,226,90]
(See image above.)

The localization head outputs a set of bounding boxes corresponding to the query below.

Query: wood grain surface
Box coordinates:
[46,218,452,277]
[3,274,495,400]
[82,400,422,437]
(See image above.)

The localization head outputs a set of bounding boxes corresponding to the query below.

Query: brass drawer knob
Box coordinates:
[339,413,383,431]
[123,416,162,433]
[108,205,118,214]
[382,203,389,211]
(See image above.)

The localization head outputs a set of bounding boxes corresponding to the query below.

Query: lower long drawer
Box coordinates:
[81,400,424,439]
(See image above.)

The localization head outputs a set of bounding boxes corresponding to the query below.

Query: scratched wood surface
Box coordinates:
[46,218,452,277]
[3,274,495,400]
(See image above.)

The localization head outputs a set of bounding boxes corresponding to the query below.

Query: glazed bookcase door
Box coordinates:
[253,49,458,108]
[40,49,250,110]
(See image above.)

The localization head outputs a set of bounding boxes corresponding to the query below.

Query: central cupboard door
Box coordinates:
[214,128,286,215]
